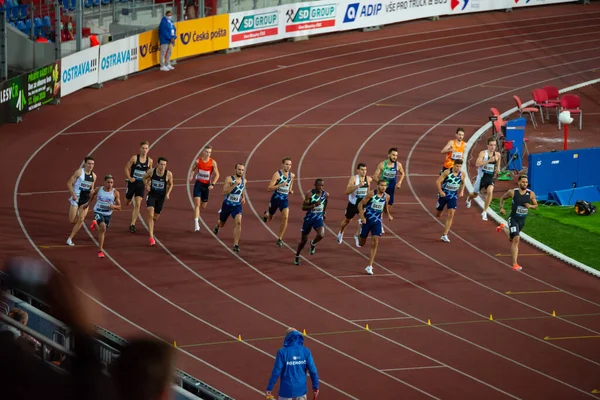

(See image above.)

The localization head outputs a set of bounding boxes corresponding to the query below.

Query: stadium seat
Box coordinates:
[42,15,51,27]
[558,94,582,130]
[490,107,506,135]
[84,0,92,7]
[16,19,25,32]
[532,89,559,124]
[18,3,27,19]
[513,95,538,129]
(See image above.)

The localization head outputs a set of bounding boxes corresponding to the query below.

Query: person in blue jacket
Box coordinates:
[266,328,319,400]
[158,11,176,72]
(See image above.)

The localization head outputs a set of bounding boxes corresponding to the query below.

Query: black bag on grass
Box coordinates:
[574,200,597,216]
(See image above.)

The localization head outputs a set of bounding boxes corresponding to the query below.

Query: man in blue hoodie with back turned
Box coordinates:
[266,328,319,400]
[158,10,176,72]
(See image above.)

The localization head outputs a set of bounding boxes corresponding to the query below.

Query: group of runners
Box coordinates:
[65,129,537,273]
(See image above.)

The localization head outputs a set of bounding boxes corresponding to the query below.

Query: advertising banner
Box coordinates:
[511,0,576,8]
[61,46,100,97]
[0,75,27,123]
[175,14,230,59]
[283,2,339,36]
[137,29,165,71]
[98,36,139,83]
[229,8,283,48]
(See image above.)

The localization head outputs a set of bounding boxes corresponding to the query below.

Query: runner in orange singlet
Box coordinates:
[440,127,466,174]
[189,145,220,232]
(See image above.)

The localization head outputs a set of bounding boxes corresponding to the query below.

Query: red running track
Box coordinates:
[3,4,600,399]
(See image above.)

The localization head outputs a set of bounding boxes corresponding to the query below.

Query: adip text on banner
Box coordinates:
[61,46,100,97]
[175,14,230,59]
[98,36,139,83]
[284,1,338,37]
[229,8,282,48]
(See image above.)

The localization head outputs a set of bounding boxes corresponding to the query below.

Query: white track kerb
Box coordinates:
[463,78,600,278]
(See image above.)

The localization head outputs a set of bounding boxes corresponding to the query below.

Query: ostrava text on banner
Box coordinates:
[175,14,229,59]
[99,36,139,83]
[229,8,281,48]
[284,2,338,36]
[61,46,100,97]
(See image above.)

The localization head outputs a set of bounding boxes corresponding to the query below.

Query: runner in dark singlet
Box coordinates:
[124,141,153,233]
[497,175,538,271]
[142,157,174,247]
[337,163,372,246]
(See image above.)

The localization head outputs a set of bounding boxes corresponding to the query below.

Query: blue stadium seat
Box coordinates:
[84,0,92,7]
[18,3,27,19]
[42,15,51,26]
[16,19,26,32]
[69,0,76,9]
[101,0,110,5]
[92,0,99,7]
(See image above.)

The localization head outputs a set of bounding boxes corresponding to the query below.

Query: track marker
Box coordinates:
[174,341,177,347]
[544,335,600,341]
[237,335,242,341]
[303,329,307,336]
[427,319,431,325]
[365,324,370,331]
[489,314,494,321]
[505,290,562,295]
[552,310,556,317]
[592,389,600,394]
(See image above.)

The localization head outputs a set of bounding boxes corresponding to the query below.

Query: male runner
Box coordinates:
[213,163,246,253]
[337,163,372,246]
[372,148,405,232]
[497,175,538,271]
[440,127,466,174]
[84,175,121,258]
[294,179,328,266]
[66,156,97,246]
[124,141,153,233]
[466,137,501,221]
[189,145,220,232]
[143,157,174,246]
[357,180,393,275]
[263,157,295,247]
[435,159,465,243]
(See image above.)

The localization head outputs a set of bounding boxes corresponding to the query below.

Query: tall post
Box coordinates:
[0,10,7,80]
[563,124,569,151]
[76,0,83,51]
[54,0,62,60]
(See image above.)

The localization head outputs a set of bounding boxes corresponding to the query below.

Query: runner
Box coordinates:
[124,141,153,233]
[372,147,405,233]
[262,157,295,247]
[85,175,122,258]
[357,180,393,275]
[440,127,466,174]
[337,163,372,246]
[435,159,465,243]
[466,137,501,221]
[213,163,246,253]
[189,145,220,232]
[142,157,174,246]
[294,179,328,266]
[497,175,538,271]
[66,156,97,246]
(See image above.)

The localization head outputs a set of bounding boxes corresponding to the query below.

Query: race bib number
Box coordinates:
[383,170,396,180]
[510,226,517,233]
[312,204,324,213]
[152,180,165,191]
[371,202,384,211]
[197,170,210,181]
[133,169,146,180]
[483,164,495,174]
[356,187,368,197]
[451,152,463,160]
[80,181,92,190]
[445,183,460,191]
[516,205,528,216]
[228,193,241,203]
[277,185,290,194]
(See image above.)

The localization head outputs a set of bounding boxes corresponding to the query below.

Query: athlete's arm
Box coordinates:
[221,176,234,195]
[371,162,383,183]
[367,176,373,188]
[143,169,153,190]
[322,192,329,219]
[267,172,281,192]
[165,171,174,199]
[112,190,122,211]
[495,151,502,174]
[211,160,220,187]
[384,194,393,221]
[301,191,314,211]
[124,155,136,182]
[241,179,247,204]
[81,187,100,209]
[441,140,454,154]
[67,169,81,199]
[526,191,538,210]
[289,172,295,195]
[396,163,406,186]
[92,172,97,191]
[345,176,360,195]
[357,191,373,222]
[475,150,487,167]
[188,160,197,182]
[147,157,154,169]
[436,170,450,196]
[458,175,466,197]
[498,189,514,214]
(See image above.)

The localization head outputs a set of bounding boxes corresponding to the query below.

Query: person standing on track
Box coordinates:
[213,163,246,253]
[84,175,121,259]
[435,159,465,243]
[189,145,220,232]
[266,327,319,400]
[372,148,405,232]
[262,157,295,247]
[124,141,153,234]
[66,156,97,246]
[440,127,466,174]
[466,137,501,221]
[496,175,538,272]
[357,180,392,276]
[337,163,372,247]
[142,157,174,247]
[294,179,328,266]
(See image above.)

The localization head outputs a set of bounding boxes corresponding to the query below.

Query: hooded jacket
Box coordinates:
[266,330,319,398]
[158,16,176,45]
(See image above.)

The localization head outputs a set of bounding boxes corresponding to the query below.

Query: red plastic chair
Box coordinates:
[513,95,538,129]
[558,94,582,130]
[542,85,561,122]
[532,89,560,124]
[490,107,505,134]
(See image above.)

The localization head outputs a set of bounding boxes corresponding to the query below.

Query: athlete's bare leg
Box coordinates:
[130,196,142,226]
[278,208,289,241]
[97,223,107,251]
[442,209,456,236]
[147,208,159,239]
[367,236,380,266]
[68,205,79,224]
[67,207,89,244]
[233,214,242,246]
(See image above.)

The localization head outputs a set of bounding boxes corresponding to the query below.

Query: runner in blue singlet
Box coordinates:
[263,157,295,247]
[435,158,465,243]
[294,179,328,266]
[357,180,393,275]
[372,148,405,233]
[214,163,247,253]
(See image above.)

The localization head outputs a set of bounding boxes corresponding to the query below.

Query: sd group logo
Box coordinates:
[231,11,279,43]
[285,4,336,33]
[343,2,382,23]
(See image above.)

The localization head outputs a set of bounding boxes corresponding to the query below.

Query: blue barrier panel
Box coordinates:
[528,147,600,201]
[549,186,600,206]
[505,117,526,172]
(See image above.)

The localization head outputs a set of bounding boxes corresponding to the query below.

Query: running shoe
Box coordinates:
[496,223,505,233]
[90,220,98,231]
[233,244,240,252]
[129,224,136,233]
[309,242,316,255]
[512,264,523,272]
[466,198,472,208]
[354,235,361,248]
[365,265,374,275]
[98,251,105,259]
[213,226,220,235]
[294,256,300,266]
[262,212,268,223]
[441,235,450,243]
[481,211,488,221]
[149,238,156,246]
[194,221,200,232]
[276,239,283,247]
[337,232,343,244]
[66,238,74,246]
